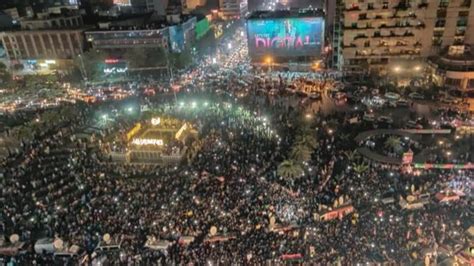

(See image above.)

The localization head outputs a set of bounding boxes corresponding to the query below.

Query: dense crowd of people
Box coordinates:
[1,24,473,266]
[1,75,472,264]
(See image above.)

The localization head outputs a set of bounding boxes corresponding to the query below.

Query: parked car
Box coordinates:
[308,92,322,100]
[377,116,393,124]
[363,113,376,122]
[397,99,409,107]
[408,92,424,100]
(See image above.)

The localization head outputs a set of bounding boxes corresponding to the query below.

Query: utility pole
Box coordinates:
[165,50,177,103]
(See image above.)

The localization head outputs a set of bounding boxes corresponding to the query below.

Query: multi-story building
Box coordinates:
[0,9,86,64]
[0,29,85,61]
[20,10,83,30]
[85,15,196,52]
[340,0,474,73]
[219,0,247,19]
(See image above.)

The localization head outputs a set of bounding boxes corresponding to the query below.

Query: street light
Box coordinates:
[393,66,401,73]
[265,56,273,72]
[414,65,422,71]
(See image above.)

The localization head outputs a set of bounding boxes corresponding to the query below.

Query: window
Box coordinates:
[461,0,471,7]
[435,19,446,27]
[457,18,468,27]
[374,31,381,37]
[437,9,447,18]
[458,11,469,17]
[439,0,449,7]
[359,13,367,20]
[351,22,357,28]
[368,3,374,9]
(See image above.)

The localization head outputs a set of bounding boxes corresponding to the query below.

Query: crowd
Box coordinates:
[1,77,472,264]
[1,24,473,265]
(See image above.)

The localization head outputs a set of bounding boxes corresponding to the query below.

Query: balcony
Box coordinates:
[354,35,369,40]
[345,6,361,11]
[355,50,421,57]
[418,3,428,8]
[372,31,415,38]
[344,26,374,30]
[460,0,471,8]
[394,3,411,10]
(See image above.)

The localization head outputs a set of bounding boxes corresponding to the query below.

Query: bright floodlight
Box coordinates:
[127,107,133,113]
[102,114,108,120]
[192,101,197,108]
[393,66,401,73]
[212,57,217,64]
[414,65,421,71]
[227,43,232,49]
[204,101,209,106]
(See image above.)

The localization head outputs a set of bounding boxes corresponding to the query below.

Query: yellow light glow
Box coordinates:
[131,138,164,146]
[151,117,161,126]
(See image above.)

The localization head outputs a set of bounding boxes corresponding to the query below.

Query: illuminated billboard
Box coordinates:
[247,17,324,58]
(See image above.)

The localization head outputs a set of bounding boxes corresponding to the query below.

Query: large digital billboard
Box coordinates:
[247,17,324,58]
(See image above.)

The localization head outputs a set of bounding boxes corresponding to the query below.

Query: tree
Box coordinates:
[295,134,318,150]
[352,163,369,175]
[277,160,304,179]
[384,136,402,153]
[290,144,312,162]
[344,150,360,161]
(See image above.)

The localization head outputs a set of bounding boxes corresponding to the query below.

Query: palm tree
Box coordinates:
[352,163,369,175]
[290,144,312,162]
[343,150,360,161]
[384,136,402,153]
[295,134,318,150]
[277,160,304,179]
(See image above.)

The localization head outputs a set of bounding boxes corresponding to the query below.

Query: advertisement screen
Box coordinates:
[247,17,324,58]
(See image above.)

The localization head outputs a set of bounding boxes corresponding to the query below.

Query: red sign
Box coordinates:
[402,150,414,164]
[105,59,119,64]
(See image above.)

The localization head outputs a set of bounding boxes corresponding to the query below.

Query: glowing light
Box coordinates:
[131,138,164,146]
[151,117,161,125]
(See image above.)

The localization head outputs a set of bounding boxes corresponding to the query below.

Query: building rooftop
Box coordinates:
[86,14,196,32]
[247,8,324,19]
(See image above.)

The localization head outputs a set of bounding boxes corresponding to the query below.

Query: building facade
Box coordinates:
[85,16,197,52]
[340,0,474,73]
[0,29,85,60]
[219,0,247,19]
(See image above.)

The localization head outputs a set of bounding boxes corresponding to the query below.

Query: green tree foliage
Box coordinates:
[277,160,304,179]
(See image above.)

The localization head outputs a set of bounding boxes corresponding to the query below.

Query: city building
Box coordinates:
[219,0,247,19]
[339,0,474,73]
[20,9,83,30]
[0,8,87,72]
[85,15,197,52]
[325,0,343,69]
[427,44,474,111]
[146,0,169,15]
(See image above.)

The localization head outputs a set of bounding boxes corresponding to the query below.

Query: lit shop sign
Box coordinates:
[151,117,161,125]
[105,59,120,64]
[131,138,164,146]
[104,67,128,74]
